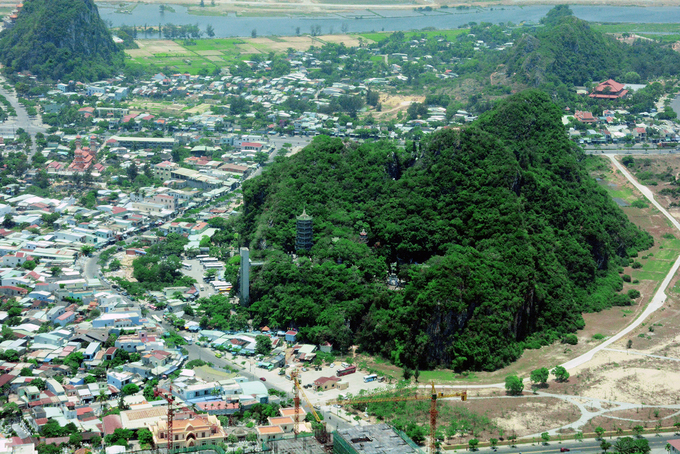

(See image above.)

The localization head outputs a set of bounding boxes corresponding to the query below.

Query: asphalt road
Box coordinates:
[476,435,675,454]
[179,259,218,298]
[0,81,46,158]
[247,136,314,181]
[584,149,678,155]
[180,342,355,431]
[83,255,100,280]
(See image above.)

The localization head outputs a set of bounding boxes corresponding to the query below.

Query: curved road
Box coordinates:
[558,156,680,369]
[433,154,680,390]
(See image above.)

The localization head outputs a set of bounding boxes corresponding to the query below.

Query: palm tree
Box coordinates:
[98,389,108,412]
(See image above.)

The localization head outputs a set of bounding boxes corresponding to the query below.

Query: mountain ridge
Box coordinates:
[239,89,653,371]
[0,0,123,82]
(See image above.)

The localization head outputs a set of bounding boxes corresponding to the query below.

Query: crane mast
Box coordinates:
[327,382,467,454]
[291,369,329,444]
[154,385,175,454]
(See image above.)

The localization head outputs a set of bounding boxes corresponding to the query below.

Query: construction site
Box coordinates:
[140,374,464,454]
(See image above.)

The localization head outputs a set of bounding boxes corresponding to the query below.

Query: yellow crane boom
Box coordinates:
[291,369,329,444]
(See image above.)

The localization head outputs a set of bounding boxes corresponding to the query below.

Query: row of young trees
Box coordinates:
[504,366,570,395]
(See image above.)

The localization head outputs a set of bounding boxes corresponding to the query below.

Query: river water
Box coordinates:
[98,3,680,38]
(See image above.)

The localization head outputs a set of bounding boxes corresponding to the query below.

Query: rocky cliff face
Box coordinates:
[0,0,123,82]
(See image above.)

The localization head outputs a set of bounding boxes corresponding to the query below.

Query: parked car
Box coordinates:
[560,449,570,452]
[260,377,266,382]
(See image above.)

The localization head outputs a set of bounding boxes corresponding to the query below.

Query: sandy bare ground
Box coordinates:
[492,398,579,437]
[184,103,212,114]
[128,101,185,114]
[245,35,367,53]
[127,39,191,57]
[93,0,680,14]
[373,94,425,119]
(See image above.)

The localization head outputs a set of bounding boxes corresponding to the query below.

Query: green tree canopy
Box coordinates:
[552,366,570,382]
[504,375,524,395]
[530,367,550,385]
[240,90,651,372]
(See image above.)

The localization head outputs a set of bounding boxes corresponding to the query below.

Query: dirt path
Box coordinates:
[410,154,680,436]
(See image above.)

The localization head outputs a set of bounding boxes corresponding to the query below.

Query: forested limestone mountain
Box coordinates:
[241,90,652,371]
[0,0,123,82]
[507,6,680,86]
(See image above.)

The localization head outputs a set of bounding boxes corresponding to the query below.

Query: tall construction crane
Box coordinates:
[327,382,467,454]
[154,385,176,454]
[290,369,329,443]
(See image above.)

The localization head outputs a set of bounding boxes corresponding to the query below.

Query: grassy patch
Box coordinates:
[186,9,230,17]
[359,28,468,43]
[632,270,667,281]
[638,258,675,273]
[654,248,678,260]
[584,155,612,173]
[606,186,636,202]
[591,22,680,34]
[125,38,254,75]
[359,32,391,42]
[184,38,245,51]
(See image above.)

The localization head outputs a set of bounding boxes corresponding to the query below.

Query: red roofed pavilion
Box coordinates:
[589,79,628,99]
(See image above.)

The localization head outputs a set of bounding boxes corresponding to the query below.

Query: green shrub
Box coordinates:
[627,289,641,299]
[631,261,643,269]
[562,334,578,345]
[622,274,631,282]
[592,333,605,340]
[611,294,633,306]
[631,199,648,208]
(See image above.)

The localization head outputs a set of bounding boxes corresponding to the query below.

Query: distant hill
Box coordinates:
[239,90,653,372]
[507,6,680,86]
[0,0,123,82]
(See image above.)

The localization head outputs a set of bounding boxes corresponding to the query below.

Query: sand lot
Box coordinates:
[127,40,192,57]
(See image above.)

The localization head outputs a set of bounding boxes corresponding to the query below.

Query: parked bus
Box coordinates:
[336,365,357,377]
[152,315,162,324]
[182,262,192,270]
[196,255,210,260]
[363,374,378,383]
[203,262,223,267]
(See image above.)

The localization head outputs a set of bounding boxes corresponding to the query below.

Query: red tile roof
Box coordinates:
[0,374,14,387]
[314,376,340,386]
[102,414,123,435]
